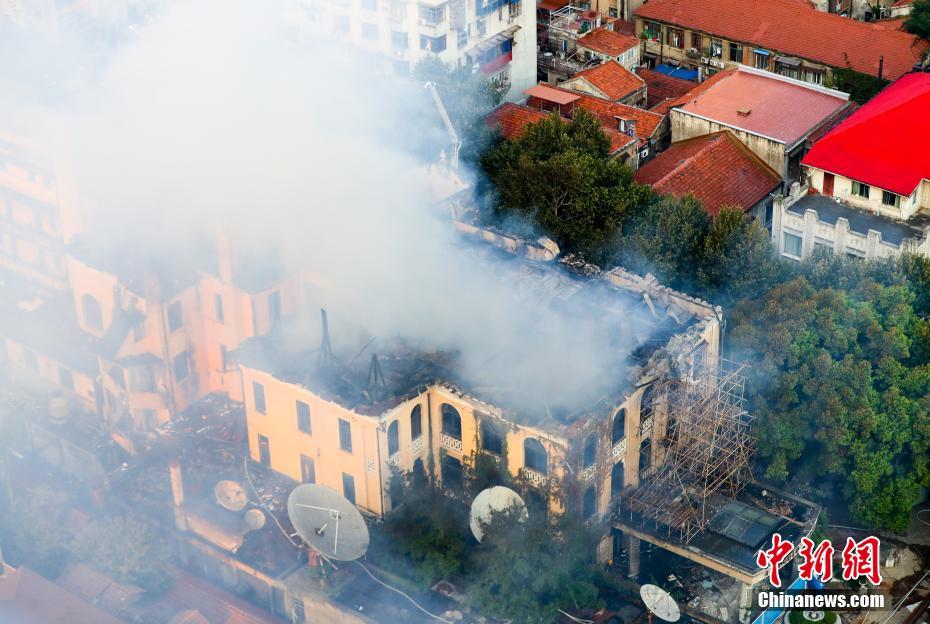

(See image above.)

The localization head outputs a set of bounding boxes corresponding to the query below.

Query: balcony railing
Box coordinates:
[411,436,424,453]
[522,467,547,487]
[440,432,463,452]
[581,465,597,481]
[611,437,627,460]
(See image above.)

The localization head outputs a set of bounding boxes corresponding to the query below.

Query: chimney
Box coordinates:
[169,459,188,531]
[215,227,233,284]
[878,56,884,82]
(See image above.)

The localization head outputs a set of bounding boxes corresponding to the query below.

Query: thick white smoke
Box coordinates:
[7,0,659,417]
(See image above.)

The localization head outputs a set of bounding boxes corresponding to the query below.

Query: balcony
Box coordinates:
[611,437,627,460]
[521,467,547,487]
[411,436,424,454]
[639,415,654,438]
[581,465,597,481]
[439,432,462,452]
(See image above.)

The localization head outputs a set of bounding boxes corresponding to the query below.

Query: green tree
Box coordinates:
[612,194,710,290]
[905,0,930,40]
[729,277,930,531]
[482,109,649,260]
[697,207,783,302]
[468,510,601,623]
[374,475,469,587]
[0,486,71,577]
[71,514,172,593]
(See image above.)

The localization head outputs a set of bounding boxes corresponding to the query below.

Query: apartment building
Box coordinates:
[287,0,537,99]
[0,133,83,289]
[634,0,929,84]
[773,72,930,260]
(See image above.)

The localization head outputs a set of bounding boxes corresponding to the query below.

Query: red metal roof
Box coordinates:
[0,565,125,624]
[634,131,782,215]
[568,61,645,100]
[801,72,930,196]
[486,102,636,154]
[673,68,850,146]
[634,0,929,80]
[577,27,640,57]
[524,84,581,105]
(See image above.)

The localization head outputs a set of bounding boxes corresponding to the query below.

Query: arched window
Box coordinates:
[583,486,597,520]
[639,438,652,473]
[583,434,597,469]
[524,438,548,475]
[441,454,463,489]
[641,385,656,419]
[612,408,626,444]
[410,404,423,440]
[611,461,625,496]
[441,404,461,440]
[387,420,399,456]
[82,294,103,331]
[480,419,504,456]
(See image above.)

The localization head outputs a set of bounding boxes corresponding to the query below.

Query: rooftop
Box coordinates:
[801,72,930,196]
[633,131,782,215]
[235,241,712,427]
[618,482,820,576]
[567,60,646,101]
[576,27,640,57]
[0,564,125,624]
[525,85,665,146]
[672,67,851,147]
[636,67,697,110]
[634,0,930,79]
[786,193,930,245]
[486,102,636,154]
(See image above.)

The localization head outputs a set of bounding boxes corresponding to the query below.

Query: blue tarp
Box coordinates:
[655,64,699,81]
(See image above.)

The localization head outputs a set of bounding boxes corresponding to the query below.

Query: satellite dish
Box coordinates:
[214,480,248,511]
[640,584,681,623]
[287,484,369,561]
[469,486,528,543]
[244,508,266,530]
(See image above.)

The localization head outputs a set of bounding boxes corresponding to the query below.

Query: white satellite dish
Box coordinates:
[244,508,266,531]
[640,584,681,623]
[214,480,248,511]
[287,484,369,561]
[469,486,528,543]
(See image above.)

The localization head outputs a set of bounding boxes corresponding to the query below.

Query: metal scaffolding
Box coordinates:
[621,358,754,543]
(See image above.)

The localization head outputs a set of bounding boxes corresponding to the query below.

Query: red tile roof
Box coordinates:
[672,68,851,146]
[801,72,930,196]
[634,131,782,215]
[525,84,581,104]
[567,61,646,100]
[577,27,640,57]
[634,0,929,79]
[0,565,125,624]
[637,67,697,109]
[486,102,636,154]
[524,86,665,146]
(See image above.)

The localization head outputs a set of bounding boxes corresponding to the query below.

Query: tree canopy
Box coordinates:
[905,0,930,40]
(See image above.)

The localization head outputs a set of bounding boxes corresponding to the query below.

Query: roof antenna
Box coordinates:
[368,353,386,398]
[319,308,335,367]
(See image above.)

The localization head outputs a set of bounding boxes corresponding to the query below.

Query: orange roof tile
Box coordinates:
[567,61,646,100]
[672,68,851,147]
[549,87,666,144]
[577,27,640,57]
[635,0,928,79]
[486,102,636,154]
[633,131,782,215]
